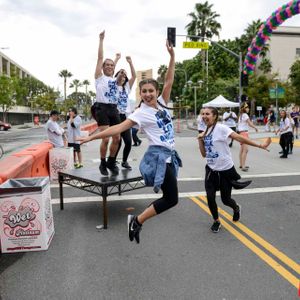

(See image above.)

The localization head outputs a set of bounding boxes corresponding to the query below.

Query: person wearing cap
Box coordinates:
[45,110,66,148]
[67,107,83,168]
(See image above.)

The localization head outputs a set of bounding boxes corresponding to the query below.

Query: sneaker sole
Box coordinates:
[211,223,221,233]
[127,215,134,241]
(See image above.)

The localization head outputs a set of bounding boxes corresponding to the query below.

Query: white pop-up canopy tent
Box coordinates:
[202,95,239,108]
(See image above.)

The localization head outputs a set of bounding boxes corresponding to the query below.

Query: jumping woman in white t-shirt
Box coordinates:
[198,107,271,233]
[238,103,258,171]
[78,41,181,244]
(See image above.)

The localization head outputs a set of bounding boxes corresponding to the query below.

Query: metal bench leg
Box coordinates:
[96,186,108,230]
[59,174,64,210]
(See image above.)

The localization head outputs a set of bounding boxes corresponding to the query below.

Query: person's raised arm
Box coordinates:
[77,119,136,144]
[161,40,175,104]
[114,53,121,68]
[94,31,105,79]
[126,56,136,89]
[197,132,206,157]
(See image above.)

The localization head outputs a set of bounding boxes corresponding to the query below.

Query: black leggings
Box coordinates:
[151,164,178,214]
[280,132,293,156]
[205,166,238,220]
[115,114,132,162]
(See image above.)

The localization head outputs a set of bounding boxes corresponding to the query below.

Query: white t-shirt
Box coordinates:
[95,75,118,104]
[279,118,292,134]
[117,82,131,114]
[203,123,234,171]
[223,111,237,128]
[128,96,175,150]
[45,119,64,148]
[238,113,249,131]
[67,115,82,144]
[197,115,206,131]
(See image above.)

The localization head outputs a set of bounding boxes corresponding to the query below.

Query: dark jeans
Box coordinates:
[205,165,239,220]
[151,164,178,214]
[115,114,132,162]
[280,132,293,157]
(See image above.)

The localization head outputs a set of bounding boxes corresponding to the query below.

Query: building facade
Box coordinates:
[259,26,300,80]
[0,50,33,79]
[135,69,153,102]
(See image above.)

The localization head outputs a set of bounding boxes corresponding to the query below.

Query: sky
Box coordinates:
[0,0,300,99]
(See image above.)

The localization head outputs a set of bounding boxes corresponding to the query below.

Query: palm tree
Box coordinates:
[185,2,221,42]
[82,79,90,103]
[69,79,82,106]
[59,69,72,100]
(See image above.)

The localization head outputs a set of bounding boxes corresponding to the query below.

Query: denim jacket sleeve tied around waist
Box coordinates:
[139,145,183,193]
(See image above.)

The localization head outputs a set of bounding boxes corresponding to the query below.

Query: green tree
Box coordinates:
[0,75,15,122]
[69,79,82,106]
[59,69,73,100]
[82,79,90,105]
[289,59,300,103]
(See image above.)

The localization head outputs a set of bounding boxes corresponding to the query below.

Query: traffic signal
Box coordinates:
[167,27,176,47]
[241,72,248,87]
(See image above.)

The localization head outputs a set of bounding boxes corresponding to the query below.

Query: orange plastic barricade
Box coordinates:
[13,142,53,177]
[0,155,34,182]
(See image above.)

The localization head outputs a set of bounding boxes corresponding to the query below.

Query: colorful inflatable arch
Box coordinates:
[243,0,300,74]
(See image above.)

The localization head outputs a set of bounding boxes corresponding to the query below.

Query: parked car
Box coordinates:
[0,121,11,131]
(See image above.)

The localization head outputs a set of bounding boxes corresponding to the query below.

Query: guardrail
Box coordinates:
[0,122,98,184]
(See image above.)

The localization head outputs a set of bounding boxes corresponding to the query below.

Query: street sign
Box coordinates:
[256,106,262,111]
[269,87,285,99]
[183,41,209,49]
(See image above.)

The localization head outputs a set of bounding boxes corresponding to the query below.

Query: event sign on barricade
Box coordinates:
[49,147,73,181]
[0,177,54,253]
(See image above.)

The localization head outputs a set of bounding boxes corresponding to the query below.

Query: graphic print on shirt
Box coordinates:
[155,109,174,145]
[104,80,118,103]
[204,134,219,164]
[117,88,128,113]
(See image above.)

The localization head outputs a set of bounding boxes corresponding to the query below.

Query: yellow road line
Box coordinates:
[190,196,300,289]
[198,195,300,275]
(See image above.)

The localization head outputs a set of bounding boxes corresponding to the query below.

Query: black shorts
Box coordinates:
[68,143,81,152]
[91,102,121,126]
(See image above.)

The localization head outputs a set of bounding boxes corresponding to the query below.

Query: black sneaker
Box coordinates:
[106,158,119,175]
[121,161,132,170]
[233,205,241,222]
[211,221,221,233]
[127,215,142,244]
[99,161,108,176]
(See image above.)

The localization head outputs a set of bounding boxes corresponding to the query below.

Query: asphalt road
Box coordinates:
[0,124,299,299]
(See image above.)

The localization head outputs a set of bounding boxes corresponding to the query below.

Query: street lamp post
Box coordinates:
[188,80,203,120]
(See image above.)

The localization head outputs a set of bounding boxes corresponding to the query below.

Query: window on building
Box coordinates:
[296,48,300,57]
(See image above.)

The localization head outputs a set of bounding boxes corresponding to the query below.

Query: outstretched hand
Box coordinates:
[166,39,174,57]
[115,53,121,60]
[260,137,272,151]
[76,136,92,145]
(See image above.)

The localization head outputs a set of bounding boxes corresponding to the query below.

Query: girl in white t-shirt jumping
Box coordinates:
[237,103,258,171]
[78,41,181,244]
[198,107,271,233]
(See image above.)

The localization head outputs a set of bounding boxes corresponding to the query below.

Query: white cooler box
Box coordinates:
[0,177,54,253]
[49,147,73,181]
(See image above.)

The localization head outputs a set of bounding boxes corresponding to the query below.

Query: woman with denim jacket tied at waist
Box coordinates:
[237,102,258,171]
[198,107,271,233]
[78,41,181,244]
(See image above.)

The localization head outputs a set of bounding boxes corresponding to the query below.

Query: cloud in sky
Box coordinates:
[0,0,299,98]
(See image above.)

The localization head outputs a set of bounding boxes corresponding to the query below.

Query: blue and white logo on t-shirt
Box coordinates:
[117,89,128,113]
[104,80,118,103]
[155,109,174,144]
[204,134,219,164]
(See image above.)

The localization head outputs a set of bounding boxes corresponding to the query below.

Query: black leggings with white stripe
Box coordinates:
[151,164,179,214]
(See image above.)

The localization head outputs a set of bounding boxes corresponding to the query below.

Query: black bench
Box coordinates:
[58,168,145,229]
